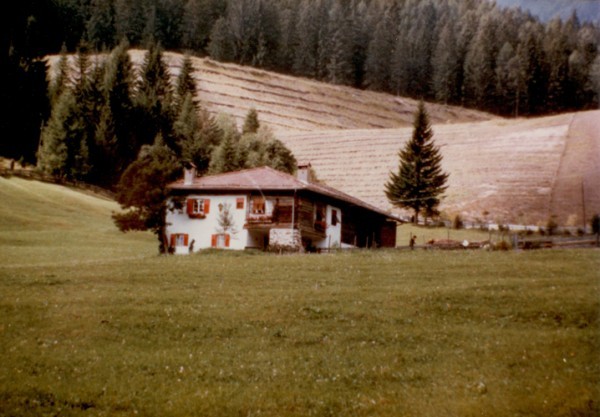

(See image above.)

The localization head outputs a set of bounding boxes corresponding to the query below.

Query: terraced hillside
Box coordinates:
[279,111,600,227]
[46,51,598,226]
[48,50,495,133]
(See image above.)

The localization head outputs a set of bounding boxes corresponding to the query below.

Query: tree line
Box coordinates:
[3,0,599,167]
[37,42,296,187]
[33,41,295,251]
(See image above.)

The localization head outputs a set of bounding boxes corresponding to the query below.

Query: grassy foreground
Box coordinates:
[0,177,599,416]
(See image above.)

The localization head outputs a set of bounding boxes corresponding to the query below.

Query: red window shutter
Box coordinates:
[225,234,231,247]
[170,234,176,247]
[236,198,244,209]
[211,234,217,247]
[204,199,210,214]
[186,199,194,215]
[183,234,189,246]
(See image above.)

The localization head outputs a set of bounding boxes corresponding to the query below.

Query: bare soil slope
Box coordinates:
[151,51,495,132]
[278,111,600,226]
[47,50,495,133]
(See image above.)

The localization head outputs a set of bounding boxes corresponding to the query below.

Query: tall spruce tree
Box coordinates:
[175,54,197,110]
[385,101,448,224]
[135,42,174,149]
[103,40,135,181]
[242,108,260,134]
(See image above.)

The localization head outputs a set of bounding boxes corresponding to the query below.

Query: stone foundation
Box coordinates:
[269,228,302,251]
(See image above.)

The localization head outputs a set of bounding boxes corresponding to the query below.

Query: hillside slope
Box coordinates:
[48,50,496,133]
[0,176,154,266]
[279,110,600,227]
[46,51,598,226]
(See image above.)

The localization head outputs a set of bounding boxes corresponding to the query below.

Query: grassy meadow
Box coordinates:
[1,176,599,416]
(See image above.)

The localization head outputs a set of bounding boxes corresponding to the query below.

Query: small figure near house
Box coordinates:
[409,235,417,250]
[189,239,195,254]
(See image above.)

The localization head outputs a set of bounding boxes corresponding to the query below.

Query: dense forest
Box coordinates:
[2,0,600,167]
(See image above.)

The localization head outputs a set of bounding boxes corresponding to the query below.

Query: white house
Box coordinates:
[165,164,399,254]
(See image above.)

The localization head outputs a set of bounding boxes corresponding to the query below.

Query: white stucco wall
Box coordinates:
[166,194,249,253]
[315,205,342,250]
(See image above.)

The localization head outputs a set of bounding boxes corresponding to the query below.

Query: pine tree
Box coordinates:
[325,1,354,85]
[385,102,448,224]
[544,19,570,113]
[495,42,520,116]
[37,91,90,180]
[242,108,260,134]
[103,40,135,177]
[432,21,461,105]
[135,41,174,149]
[175,54,197,110]
[50,45,71,104]
[208,114,240,173]
[463,13,499,111]
[207,16,235,61]
[86,0,116,50]
[363,7,394,91]
[174,93,219,174]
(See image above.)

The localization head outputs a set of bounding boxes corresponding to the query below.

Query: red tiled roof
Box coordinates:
[168,166,400,221]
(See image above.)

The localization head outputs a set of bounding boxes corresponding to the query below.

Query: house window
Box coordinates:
[187,198,210,218]
[211,233,231,248]
[251,197,266,214]
[236,198,245,210]
[315,203,325,222]
[170,233,189,247]
[331,209,339,226]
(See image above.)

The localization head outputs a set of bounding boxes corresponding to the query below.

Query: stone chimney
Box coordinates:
[297,162,312,183]
[183,162,197,185]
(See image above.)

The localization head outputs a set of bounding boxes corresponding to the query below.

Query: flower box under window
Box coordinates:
[187,198,210,219]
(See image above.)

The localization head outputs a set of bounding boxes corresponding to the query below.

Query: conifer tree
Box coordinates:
[242,108,260,134]
[103,40,135,177]
[385,102,448,224]
[50,46,71,104]
[173,93,220,174]
[209,120,242,173]
[432,21,461,105]
[38,91,90,180]
[86,0,116,50]
[175,54,197,110]
[135,41,174,149]
[363,8,394,91]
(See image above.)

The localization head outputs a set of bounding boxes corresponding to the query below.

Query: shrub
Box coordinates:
[453,214,463,230]
[546,217,558,236]
[494,240,511,251]
[592,214,600,235]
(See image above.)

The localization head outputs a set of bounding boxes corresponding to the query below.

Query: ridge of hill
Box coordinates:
[493,0,600,23]
[278,110,600,227]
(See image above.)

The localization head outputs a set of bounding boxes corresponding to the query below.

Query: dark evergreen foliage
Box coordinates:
[3,0,599,166]
[112,135,181,253]
[385,102,449,224]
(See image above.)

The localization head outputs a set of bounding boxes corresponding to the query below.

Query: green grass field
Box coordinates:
[1,176,599,416]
